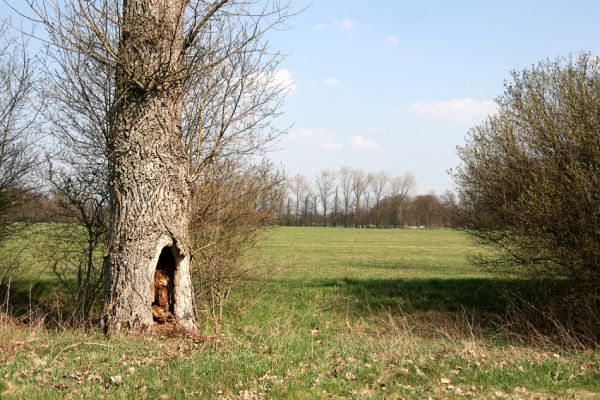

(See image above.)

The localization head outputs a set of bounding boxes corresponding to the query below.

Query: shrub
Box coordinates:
[189,160,285,330]
[454,54,600,342]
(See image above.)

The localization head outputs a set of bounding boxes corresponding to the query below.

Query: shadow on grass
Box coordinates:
[310,277,599,346]
[311,277,552,317]
[1,271,572,339]
[0,277,84,326]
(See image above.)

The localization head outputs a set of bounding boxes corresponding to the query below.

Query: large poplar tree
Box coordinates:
[104,0,198,333]
[26,0,289,334]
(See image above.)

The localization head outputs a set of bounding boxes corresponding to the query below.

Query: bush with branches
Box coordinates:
[190,160,285,330]
[454,54,600,341]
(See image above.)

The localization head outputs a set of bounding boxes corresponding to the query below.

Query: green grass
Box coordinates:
[0,223,101,315]
[1,227,599,399]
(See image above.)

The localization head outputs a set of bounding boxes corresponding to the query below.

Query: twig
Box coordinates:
[314,303,337,313]
[50,341,113,365]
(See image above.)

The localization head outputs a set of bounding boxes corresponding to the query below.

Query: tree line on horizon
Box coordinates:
[3,167,457,231]
[278,168,455,229]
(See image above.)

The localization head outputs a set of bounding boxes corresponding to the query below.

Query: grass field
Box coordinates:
[1,227,599,399]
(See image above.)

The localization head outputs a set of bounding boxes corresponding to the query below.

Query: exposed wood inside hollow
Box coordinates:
[152,247,176,324]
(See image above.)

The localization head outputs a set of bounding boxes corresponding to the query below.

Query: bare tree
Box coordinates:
[0,21,37,243]
[439,190,456,228]
[277,169,418,229]
[339,167,353,227]
[363,175,372,226]
[302,193,310,226]
[182,9,289,180]
[37,169,108,323]
[315,169,336,226]
[391,172,416,227]
[282,197,292,225]
[289,174,308,226]
[331,185,339,227]
[369,171,389,228]
[311,188,318,226]
[25,0,290,334]
[35,26,111,323]
[300,180,316,226]
[179,7,289,327]
[351,169,367,228]
[190,159,284,331]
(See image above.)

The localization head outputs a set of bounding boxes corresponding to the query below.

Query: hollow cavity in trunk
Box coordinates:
[152,247,176,324]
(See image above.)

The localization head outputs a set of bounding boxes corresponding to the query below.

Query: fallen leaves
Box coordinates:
[451,366,463,375]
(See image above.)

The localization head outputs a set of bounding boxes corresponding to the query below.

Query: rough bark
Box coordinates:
[103,0,197,334]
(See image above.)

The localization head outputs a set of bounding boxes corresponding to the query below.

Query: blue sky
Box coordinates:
[2,1,599,194]
[267,0,600,193]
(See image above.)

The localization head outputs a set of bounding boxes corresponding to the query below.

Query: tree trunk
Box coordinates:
[103,0,197,334]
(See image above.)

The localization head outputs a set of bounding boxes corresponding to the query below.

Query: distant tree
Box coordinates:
[302,193,310,226]
[408,194,444,228]
[390,173,416,227]
[331,185,340,227]
[3,191,56,223]
[363,175,372,226]
[454,54,600,337]
[316,169,336,226]
[339,167,353,227]
[439,190,457,228]
[369,172,389,228]
[283,197,292,225]
[351,169,368,228]
[278,169,421,229]
[289,174,308,226]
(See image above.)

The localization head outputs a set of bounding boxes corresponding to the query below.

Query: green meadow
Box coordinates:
[1,227,599,399]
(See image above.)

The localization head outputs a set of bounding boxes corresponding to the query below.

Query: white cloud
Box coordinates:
[253,68,296,94]
[340,18,355,30]
[274,69,297,93]
[349,135,379,151]
[324,141,344,151]
[312,22,332,31]
[289,128,326,143]
[385,35,400,45]
[289,128,344,151]
[409,98,497,125]
[313,17,355,31]
[323,78,341,87]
